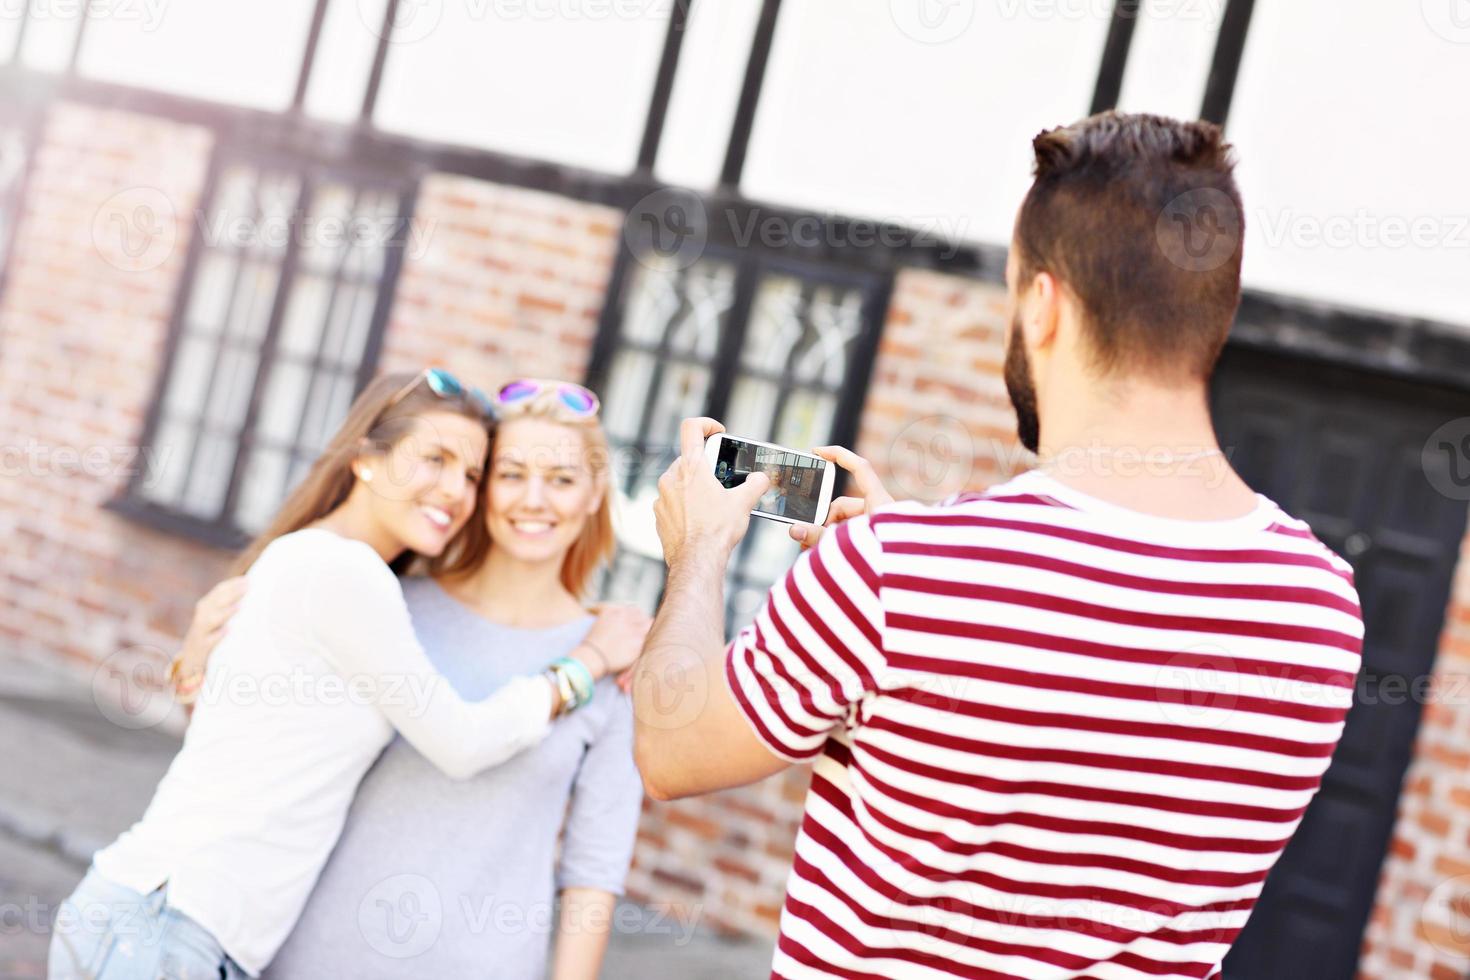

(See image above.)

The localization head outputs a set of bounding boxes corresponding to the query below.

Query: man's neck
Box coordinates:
[1033,377,1260,521]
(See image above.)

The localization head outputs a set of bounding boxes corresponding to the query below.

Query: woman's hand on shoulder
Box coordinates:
[169,576,248,704]
[578,604,653,680]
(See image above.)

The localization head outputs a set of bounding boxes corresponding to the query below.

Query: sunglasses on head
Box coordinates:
[493,378,600,419]
[385,368,494,419]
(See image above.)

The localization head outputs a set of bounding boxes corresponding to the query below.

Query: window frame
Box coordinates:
[585,222,895,624]
[109,142,419,548]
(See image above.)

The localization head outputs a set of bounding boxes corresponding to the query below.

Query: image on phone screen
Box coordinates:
[713,438,825,524]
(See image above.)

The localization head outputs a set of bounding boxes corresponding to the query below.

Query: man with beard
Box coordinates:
[636,112,1363,979]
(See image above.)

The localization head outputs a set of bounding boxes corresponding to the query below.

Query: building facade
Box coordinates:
[0,2,1466,976]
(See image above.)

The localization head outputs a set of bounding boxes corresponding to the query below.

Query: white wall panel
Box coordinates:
[373,0,671,174]
[78,0,313,110]
[742,0,1112,248]
[1230,0,1470,326]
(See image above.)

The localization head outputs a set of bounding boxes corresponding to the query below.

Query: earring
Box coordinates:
[360,468,373,482]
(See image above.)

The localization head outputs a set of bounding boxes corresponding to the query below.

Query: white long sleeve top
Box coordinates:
[92,528,554,975]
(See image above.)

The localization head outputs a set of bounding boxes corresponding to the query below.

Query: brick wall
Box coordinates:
[374,174,621,391]
[855,268,1021,499]
[0,103,224,726]
[1358,524,1470,979]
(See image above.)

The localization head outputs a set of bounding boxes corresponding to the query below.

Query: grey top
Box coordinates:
[262,577,643,980]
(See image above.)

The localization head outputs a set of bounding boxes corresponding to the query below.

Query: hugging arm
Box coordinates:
[178,549,651,781]
[304,552,554,780]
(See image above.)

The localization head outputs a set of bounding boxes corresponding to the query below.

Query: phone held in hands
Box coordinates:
[704,433,836,527]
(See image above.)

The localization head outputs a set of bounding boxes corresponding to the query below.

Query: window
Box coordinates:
[589,236,887,626]
[123,155,415,543]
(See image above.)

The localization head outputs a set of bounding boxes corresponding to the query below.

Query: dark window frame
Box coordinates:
[586,224,895,622]
[109,141,420,548]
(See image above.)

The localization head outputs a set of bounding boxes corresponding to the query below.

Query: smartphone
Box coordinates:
[704,433,836,527]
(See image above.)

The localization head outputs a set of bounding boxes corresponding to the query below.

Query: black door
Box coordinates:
[1212,347,1470,979]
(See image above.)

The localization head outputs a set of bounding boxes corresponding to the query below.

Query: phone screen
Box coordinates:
[713,437,826,523]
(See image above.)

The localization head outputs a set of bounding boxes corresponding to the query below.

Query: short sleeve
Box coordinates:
[556,685,643,895]
[724,514,887,763]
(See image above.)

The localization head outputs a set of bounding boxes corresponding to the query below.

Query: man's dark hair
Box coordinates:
[1013,111,1244,382]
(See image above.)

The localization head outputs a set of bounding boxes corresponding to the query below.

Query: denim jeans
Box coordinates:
[47,867,250,980]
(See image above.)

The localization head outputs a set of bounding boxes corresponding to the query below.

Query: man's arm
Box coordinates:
[634,418,787,801]
[634,545,790,801]
[634,418,892,802]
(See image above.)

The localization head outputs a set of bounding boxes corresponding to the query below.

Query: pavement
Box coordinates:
[0,649,773,979]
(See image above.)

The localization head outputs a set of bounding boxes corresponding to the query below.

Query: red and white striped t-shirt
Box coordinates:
[725,470,1363,980]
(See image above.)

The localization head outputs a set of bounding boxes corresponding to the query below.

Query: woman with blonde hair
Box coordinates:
[49,370,648,980]
[172,378,647,979]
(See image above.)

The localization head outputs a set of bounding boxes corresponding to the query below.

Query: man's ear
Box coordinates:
[1028,270,1062,352]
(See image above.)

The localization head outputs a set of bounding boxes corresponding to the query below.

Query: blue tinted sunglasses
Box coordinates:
[386,368,494,419]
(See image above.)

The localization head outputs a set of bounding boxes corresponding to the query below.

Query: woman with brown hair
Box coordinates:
[47,370,648,980]
[256,378,648,980]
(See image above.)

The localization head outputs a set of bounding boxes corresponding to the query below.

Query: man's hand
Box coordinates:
[637,417,793,801]
[653,418,770,568]
[787,445,894,550]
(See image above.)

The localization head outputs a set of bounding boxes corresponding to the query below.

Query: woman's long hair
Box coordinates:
[229,371,496,577]
[428,388,615,599]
